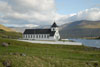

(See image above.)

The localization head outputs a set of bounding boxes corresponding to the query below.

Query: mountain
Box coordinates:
[60,20,100,29]
[10,27,30,33]
[60,20,100,39]
[0,24,15,32]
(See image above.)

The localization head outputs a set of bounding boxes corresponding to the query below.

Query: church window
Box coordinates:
[42,35,44,38]
[36,35,38,38]
[37,35,39,38]
[31,35,32,38]
[47,35,49,38]
[26,35,28,38]
[38,35,40,38]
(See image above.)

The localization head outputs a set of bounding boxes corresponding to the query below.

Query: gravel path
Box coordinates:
[18,40,82,45]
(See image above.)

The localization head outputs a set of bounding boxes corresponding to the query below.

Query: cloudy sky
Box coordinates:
[0,0,100,27]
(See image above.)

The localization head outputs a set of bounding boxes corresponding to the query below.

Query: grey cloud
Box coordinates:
[0,0,56,26]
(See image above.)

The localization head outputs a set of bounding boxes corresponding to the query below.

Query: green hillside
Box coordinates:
[0,24,15,32]
[0,29,22,39]
[0,24,22,39]
[60,20,100,38]
[0,38,100,67]
[61,20,100,29]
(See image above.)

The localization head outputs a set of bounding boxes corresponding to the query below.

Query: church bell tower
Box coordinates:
[51,22,59,32]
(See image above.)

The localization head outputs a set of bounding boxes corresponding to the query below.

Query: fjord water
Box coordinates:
[70,39,100,48]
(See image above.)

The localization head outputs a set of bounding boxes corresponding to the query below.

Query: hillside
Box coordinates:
[60,20,100,38]
[0,38,100,67]
[61,20,100,29]
[0,29,22,39]
[0,24,22,39]
[0,24,15,32]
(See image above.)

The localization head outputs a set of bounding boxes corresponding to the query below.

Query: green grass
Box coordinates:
[0,38,100,67]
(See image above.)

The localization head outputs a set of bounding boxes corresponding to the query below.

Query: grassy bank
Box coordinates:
[0,38,100,67]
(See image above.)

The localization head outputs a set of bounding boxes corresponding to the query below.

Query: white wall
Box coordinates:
[23,34,56,40]
[54,31,60,40]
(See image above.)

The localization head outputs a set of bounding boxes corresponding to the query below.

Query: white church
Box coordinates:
[23,22,61,40]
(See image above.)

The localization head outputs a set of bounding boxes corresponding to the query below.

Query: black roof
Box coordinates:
[23,29,55,36]
[51,22,58,27]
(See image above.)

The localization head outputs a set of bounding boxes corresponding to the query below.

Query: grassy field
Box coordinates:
[0,38,100,67]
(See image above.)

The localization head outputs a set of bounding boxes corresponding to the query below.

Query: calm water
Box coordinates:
[70,39,100,48]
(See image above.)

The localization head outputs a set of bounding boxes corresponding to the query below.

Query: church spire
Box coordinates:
[51,22,58,27]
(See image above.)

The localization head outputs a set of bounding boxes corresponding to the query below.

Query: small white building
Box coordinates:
[23,22,60,40]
